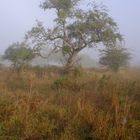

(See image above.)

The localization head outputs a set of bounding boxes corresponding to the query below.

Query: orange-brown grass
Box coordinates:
[0,68,139,140]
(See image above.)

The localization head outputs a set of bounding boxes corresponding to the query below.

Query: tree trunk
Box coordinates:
[64,51,78,73]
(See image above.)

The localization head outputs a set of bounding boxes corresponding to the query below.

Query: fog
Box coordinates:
[0,0,140,66]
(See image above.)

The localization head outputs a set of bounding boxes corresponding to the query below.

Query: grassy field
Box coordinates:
[0,67,139,140]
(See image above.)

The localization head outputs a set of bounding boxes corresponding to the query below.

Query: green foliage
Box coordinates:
[40,0,80,11]
[52,77,66,90]
[27,0,122,71]
[62,45,71,55]
[3,42,35,70]
[99,46,131,71]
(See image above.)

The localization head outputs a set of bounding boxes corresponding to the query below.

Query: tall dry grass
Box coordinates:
[0,68,139,140]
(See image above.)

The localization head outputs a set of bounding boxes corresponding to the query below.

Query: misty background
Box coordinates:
[0,0,140,67]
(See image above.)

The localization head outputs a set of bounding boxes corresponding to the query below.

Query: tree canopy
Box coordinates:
[99,46,131,71]
[26,0,122,71]
[3,42,35,69]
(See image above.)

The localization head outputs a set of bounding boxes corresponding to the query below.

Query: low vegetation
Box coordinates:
[0,0,138,140]
[0,67,139,140]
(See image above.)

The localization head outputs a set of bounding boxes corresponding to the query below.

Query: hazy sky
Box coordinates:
[0,0,140,65]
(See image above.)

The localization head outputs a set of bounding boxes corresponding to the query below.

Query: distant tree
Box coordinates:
[26,0,122,72]
[99,46,131,72]
[3,42,35,70]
